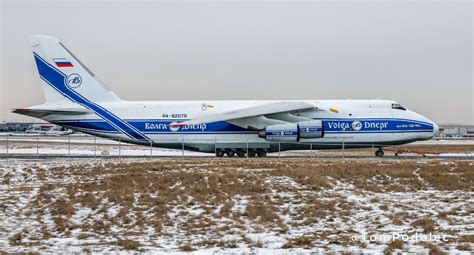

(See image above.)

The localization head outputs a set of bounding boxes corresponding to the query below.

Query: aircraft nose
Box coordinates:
[433,123,440,137]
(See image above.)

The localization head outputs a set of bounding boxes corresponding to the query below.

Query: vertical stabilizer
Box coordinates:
[29,35,121,103]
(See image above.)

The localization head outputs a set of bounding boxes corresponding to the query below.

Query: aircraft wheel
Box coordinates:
[216,149,225,157]
[247,149,257,157]
[257,149,267,157]
[236,149,246,158]
[226,149,236,157]
[375,149,384,157]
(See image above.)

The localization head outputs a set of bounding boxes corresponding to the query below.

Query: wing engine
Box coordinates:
[258,120,324,142]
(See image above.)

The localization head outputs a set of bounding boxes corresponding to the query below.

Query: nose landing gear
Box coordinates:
[375,147,384,157]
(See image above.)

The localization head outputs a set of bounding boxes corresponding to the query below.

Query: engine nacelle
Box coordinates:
[258,123,299,142]
[258,120,324,142]
[298,120,324,139]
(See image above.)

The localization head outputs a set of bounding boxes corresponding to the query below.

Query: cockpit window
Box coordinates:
[391,103,406,111]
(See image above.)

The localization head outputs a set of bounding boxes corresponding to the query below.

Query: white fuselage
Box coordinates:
[40,99,438,153]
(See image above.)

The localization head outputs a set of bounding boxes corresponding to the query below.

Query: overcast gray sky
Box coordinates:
[1,0,473,124]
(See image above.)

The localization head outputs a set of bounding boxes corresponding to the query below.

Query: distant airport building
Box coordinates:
[439,124,474,137]
[0,122,36,132]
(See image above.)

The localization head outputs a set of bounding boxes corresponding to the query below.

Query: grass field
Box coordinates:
[0,158,473,253]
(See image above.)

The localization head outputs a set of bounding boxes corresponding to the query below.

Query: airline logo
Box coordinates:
[323,119,435,133]
[67,73,82,88]
[351,121,363,131]
[53,58,74,68]
[144,122,207,132]
[327,120,389,131]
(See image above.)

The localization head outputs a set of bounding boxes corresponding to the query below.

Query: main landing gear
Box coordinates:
[215,148,268,158]
[216,149,225,157]
[375,147,385,157]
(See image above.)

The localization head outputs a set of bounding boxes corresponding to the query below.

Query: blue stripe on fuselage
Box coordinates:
[52,118,433,134]
[322,118,433,133]
[33,53,151,142]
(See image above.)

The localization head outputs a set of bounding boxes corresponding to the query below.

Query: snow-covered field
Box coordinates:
[0,159,472,254]
[0,145,207,157]
[0,136,208,157]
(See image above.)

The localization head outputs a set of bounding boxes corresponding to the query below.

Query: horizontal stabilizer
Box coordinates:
[12,108,91,118]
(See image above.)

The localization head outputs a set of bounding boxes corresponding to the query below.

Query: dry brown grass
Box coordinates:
[77,233,89,240]
[53,217,68,233]
[418,162,473,191]
[459,235,474,244]
[370,197,381,203]
[8,232,21,245]
[268,160,431,192]
[218,239,238,248]
[245,200,280,223]
[281,240,294,249]
[437,211,448,219]
[41,226,51,240]
[79,193,99,210]
[391,212,407,225]
[179,244,195,251]
[51,198,75,216]
[6,158,472,252]
[282,236,314,248]
[116,239,140,250]
[384,239,404,255]
[2,173,11,185]
[420,242,446,255]
[219,200,234,218]
[399,144,474,154]
[411,218,437,234]
[456,243,471,251]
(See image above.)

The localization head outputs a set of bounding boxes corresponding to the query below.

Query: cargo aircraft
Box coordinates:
[14,35,439,157]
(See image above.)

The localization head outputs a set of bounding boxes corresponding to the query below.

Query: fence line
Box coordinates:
[0,134,472,160]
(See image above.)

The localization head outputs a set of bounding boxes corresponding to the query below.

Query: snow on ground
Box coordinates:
[0,159,472,254]
[0,136,208,157]
[0,145,207,157]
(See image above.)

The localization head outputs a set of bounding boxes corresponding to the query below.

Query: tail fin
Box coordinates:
[29,35,121,103]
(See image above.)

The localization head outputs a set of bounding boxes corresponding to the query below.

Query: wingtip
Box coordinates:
[12,108,31,112]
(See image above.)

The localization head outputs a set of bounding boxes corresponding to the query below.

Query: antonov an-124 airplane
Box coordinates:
[14,35,439,157]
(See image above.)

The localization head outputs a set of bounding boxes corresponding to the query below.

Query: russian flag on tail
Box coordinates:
[53,58,73,67]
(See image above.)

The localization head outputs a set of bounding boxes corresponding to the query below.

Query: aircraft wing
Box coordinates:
[170,101,317,128]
